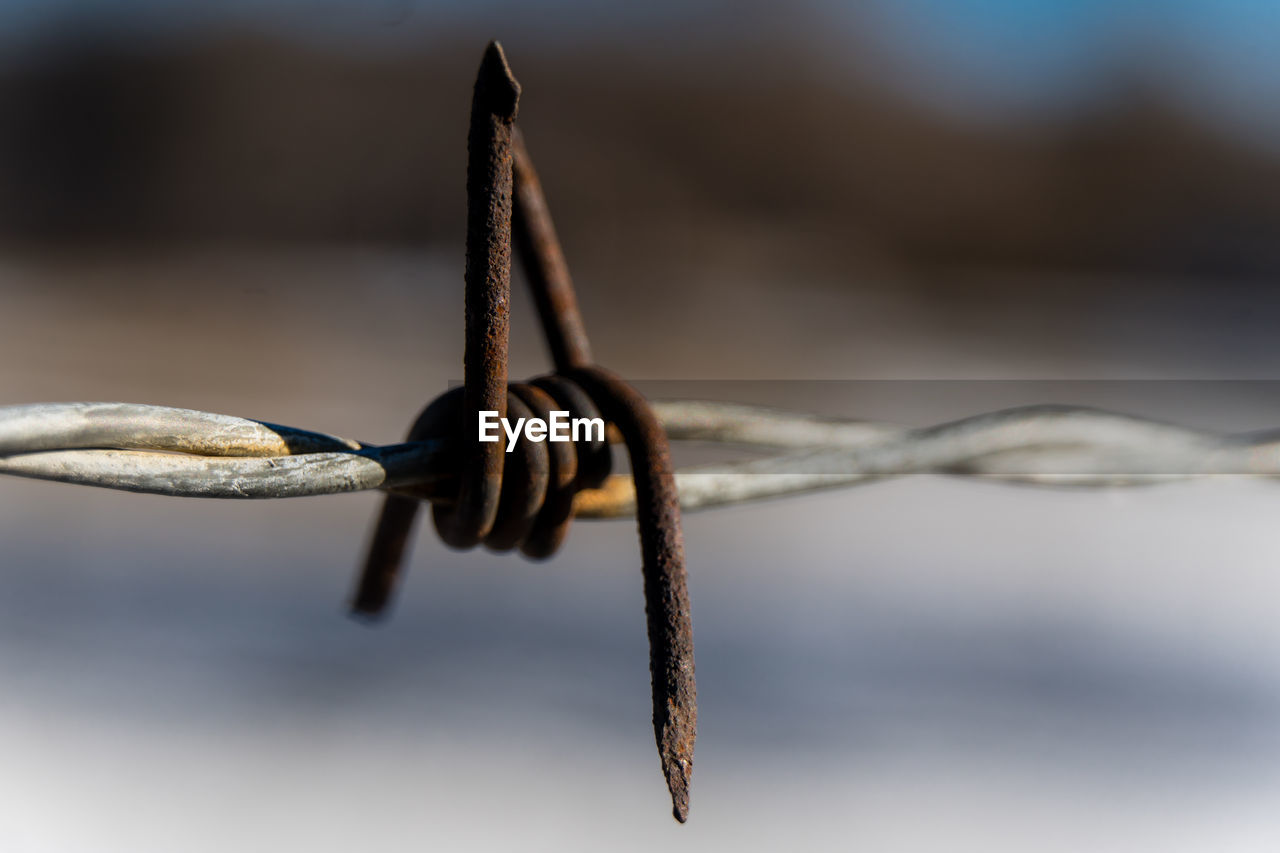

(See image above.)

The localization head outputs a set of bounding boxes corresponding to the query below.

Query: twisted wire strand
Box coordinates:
[582,402,1276,517]
[2,401,1279,511]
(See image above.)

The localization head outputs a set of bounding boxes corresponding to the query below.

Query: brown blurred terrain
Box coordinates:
[2,30,1279,280]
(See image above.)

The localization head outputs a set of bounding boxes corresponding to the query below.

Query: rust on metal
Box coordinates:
[511,381,579,559]
[352,388,465,616]
[433,40,521,549]
[512,128,697,819]
[567,366,697,823]
[530,374,613,490]
[512,128,593,370]
[481,390,549,551]
[351,494,423,616]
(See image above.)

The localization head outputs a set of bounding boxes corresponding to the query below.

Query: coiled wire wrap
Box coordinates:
[357,377,611,572]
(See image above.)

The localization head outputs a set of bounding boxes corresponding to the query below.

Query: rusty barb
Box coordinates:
[350,41,696,823]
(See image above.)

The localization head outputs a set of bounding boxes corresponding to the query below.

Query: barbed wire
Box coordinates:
[9,41,1271,825]
[2,400,1274,511]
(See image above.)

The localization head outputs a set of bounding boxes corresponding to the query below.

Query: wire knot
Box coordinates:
[349,41,697,823]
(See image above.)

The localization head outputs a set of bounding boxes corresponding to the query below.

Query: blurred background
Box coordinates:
[3,1,1280,850]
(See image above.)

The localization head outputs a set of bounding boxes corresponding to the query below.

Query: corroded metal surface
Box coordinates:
[511,381,579,559]
[531,375,612,489]
[481,390,549,551]
[512,129,593,370]
[433,41,520,550]
[568,366,696,822]
[352,388,465,616]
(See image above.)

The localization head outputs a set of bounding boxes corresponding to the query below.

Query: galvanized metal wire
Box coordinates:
[2,400,1275,512]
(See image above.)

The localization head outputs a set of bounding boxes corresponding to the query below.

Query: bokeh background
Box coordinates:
[3,2,1280,850]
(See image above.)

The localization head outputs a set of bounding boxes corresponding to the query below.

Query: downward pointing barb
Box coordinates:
[667,755,692,824]
[566,366,697,825]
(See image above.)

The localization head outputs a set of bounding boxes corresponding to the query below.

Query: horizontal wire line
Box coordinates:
[1,401,1278,513]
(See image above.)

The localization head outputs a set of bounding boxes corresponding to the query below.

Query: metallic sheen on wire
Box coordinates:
[5,402,1280,506]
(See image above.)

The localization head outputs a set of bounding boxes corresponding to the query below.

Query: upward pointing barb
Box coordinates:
[475,41,521,122]
[434,40,522,548]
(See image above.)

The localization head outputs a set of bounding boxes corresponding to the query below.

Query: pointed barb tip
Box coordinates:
[476,40,521,121]
[665,754,692,823]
